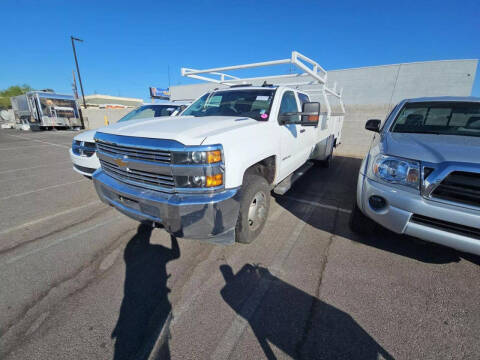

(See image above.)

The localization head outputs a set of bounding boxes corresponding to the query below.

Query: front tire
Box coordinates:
[235,174,270,244]
[320,154,332,168]
[349,200,376,235]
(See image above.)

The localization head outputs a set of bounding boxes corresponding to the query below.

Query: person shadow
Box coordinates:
[112,223,179,360]
[220,264,394,360]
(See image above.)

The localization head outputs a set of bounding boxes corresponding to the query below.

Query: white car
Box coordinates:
[70,102,189,176]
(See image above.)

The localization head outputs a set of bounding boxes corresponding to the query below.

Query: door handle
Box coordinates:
[300,129,306,133]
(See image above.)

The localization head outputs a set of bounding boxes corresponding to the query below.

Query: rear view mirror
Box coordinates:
[300,102,320,126]
[365,119,381,132]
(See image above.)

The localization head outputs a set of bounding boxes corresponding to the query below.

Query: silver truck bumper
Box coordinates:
[360,176,480,256]
[93,170,240,244]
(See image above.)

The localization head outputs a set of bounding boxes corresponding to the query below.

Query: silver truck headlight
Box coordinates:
[372,155,420,189]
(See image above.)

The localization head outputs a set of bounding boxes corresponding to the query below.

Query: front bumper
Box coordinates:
[360,176,480,255]
[69,149,100,177]
[93,170,240,244]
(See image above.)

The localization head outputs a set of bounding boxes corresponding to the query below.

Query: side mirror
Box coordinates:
[300,102,320,126]
[278,102,320,126]
[365,119,381,132]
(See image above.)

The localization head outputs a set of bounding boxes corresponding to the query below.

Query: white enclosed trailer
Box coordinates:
[11,91,82,130]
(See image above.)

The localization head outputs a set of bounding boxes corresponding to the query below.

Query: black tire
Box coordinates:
[235,173,271,244]
[320,154,332,168]
[349,200,376,235]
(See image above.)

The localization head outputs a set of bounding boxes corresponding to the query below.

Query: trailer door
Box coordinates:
[30,95,42,124]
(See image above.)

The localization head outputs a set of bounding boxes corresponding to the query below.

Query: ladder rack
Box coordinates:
[181,51,345,115]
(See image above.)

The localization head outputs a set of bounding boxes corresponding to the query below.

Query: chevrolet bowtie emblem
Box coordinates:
[115,157,128,167]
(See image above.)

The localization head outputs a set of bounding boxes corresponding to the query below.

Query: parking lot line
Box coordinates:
[0,144,54,150]
[0,200,101,237]
[0,161,72,175]
[0,179,86,201]
[2,216,121,266]
[5,133,70,148]
[283,195,351,214]
[212,203,316,360]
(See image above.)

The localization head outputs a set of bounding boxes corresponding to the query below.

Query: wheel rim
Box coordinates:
[247,191,267,231]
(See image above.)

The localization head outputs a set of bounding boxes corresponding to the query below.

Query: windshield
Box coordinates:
[117,105,179,123]
[391,102,480,137]
[182,89,275,121]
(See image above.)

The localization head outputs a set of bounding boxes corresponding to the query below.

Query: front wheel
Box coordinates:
[349,200,376,235]
[235,174,270,244]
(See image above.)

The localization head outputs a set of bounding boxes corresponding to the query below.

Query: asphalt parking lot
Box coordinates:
[0,128,479,360]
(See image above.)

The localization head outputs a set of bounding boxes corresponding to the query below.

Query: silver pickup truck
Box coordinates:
[350,97,480,256]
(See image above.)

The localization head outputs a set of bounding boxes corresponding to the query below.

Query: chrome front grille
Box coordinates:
[432,171,480,208]
[96,141,171,164]
[100,160,175,189]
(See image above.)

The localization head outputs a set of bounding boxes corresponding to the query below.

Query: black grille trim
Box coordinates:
[410,214,480,240]
[432,171,480,208]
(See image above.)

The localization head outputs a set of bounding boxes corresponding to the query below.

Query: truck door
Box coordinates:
[296,92,315,163]
[277,90,304,180]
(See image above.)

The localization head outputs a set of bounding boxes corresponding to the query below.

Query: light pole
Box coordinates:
[71,36,87,128]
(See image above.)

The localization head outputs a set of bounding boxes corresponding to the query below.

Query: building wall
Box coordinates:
[83,107,132,130]
[170,59,478,157]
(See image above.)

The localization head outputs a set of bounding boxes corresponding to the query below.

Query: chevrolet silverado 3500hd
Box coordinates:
[92,52,345,244]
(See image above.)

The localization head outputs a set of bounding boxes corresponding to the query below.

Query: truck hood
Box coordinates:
[96,115,259,145]
[73,129,96,143]
[384,132,480,164]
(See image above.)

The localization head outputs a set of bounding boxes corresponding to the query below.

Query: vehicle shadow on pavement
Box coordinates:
[220,264,394,360]
[111,223,178,360]
[275,155,478,265]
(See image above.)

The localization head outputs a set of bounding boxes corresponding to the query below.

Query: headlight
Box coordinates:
[372,155,420,189]
[172,150,222,164]
[72,140,96,157]
[175,174,223,188]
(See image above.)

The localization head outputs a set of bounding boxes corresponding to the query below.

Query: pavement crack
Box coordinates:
[0,227,137,358]
[295,208,339,359]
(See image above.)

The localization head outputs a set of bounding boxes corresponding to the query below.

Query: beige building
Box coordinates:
[83,94,143,108]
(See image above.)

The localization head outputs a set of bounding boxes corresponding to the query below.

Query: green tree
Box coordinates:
[0,84,33,109]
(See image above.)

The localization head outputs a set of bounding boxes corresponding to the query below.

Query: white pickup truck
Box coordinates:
[92,52,345,244]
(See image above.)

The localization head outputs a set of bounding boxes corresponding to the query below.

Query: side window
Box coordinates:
[297,93,310,108]
[279,91,299,114]
[279,91,299,124]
